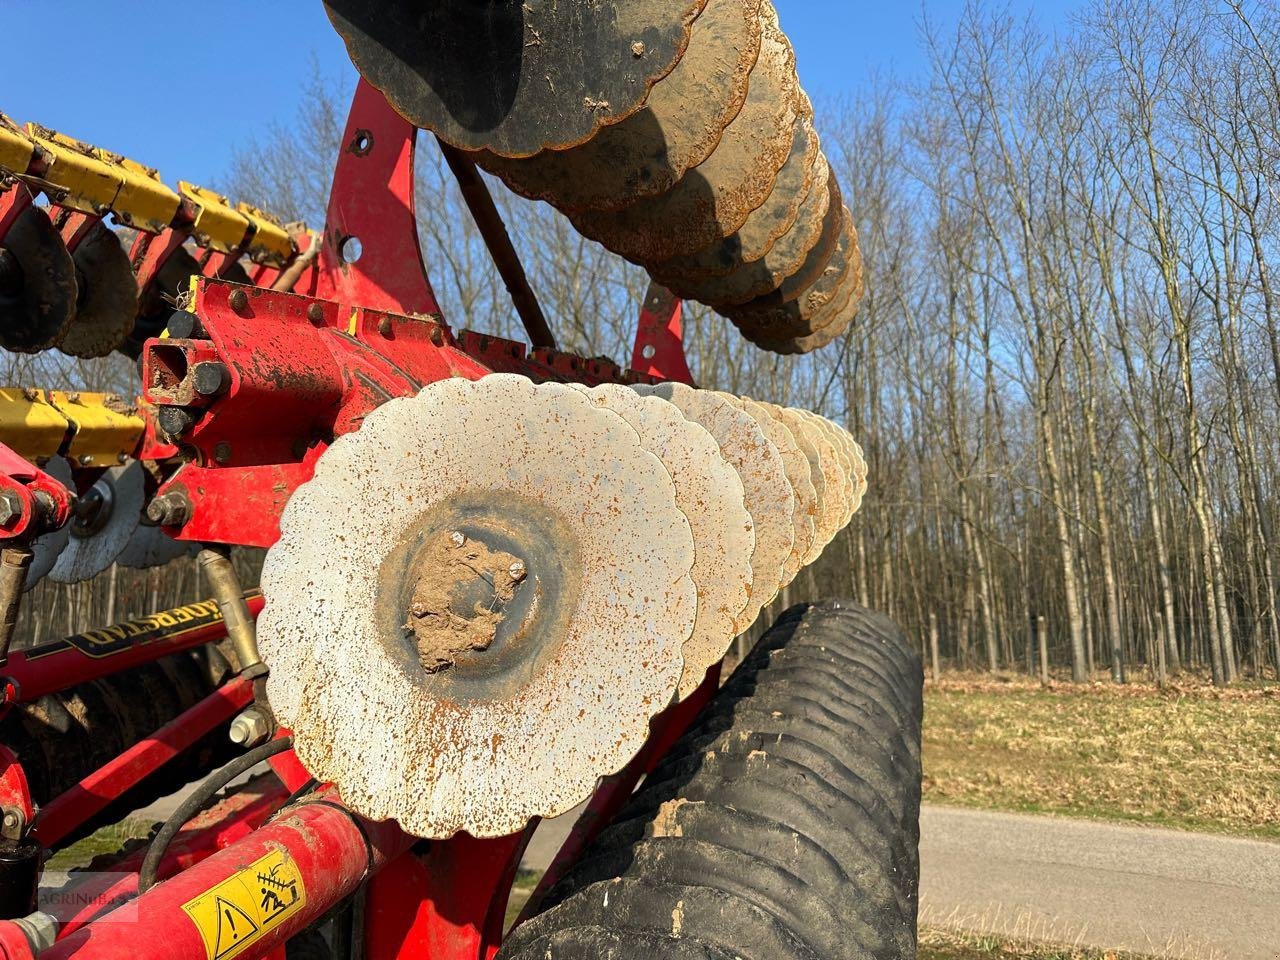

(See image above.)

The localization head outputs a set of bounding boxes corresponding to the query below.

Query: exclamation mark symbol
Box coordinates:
[225,907,239,941]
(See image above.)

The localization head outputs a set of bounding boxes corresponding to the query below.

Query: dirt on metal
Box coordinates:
[478,0,765,213]
[404,530,524,675]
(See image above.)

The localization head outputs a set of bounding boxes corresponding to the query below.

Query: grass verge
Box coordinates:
[923,676,1280,839]
[921,927,1151,959]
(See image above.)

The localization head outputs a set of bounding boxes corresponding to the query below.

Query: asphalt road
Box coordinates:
[522,804,1280,959]
[919,805,1280,960]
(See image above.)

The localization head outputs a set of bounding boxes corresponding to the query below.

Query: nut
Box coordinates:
[147,491,192,528]
[509,560,527,582]
[229,707,273,748]
[450,531,466,548]
[228,288,249,312]
[0,491,22,526]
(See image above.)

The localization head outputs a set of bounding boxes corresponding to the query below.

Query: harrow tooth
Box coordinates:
[649,110,820,283]
[571,383,755,700]
[635,381,794,631]
[24,455,74,590]
[478,0,765,214]
[729,395,817,585]
[49,462,144,584]
[58,221,139,358]
[0,193,77,353]
[324,0,709,157]
[670,152,836,308]
[569,2,802,263]
[258,375,698,839]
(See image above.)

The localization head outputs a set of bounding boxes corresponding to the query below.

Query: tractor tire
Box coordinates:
[498,600,923,960]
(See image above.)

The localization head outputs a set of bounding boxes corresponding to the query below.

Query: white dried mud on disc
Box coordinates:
[480,0,765,214]
[635,382,793,631]
[570,1,802,263]
[259,374,697,839]
[830,424,869,517]
[25,456,73,590]
[572,384,754,698]
[792,408,854,534]
[49,462,144,584]
[771,407,842,563]
[721,394,815,587]
[650,109,820,284]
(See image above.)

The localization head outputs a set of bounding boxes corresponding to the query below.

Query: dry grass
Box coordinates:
[920,927,1152,959]
[923,676,1280,838]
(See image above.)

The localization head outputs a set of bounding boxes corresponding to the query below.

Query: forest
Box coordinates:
[5,0,1277,686]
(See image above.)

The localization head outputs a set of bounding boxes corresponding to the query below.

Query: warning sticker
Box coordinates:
[181,850,307,960]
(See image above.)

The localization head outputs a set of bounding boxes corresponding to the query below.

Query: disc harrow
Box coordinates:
[0,7,894,960]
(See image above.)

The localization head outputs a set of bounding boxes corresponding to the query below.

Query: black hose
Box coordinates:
[138,737,294,893]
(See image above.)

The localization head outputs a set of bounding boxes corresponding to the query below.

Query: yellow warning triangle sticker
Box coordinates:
[212,896,259,959]
[181,850,307,960]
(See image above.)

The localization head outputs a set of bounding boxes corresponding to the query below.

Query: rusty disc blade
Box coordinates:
[751,233,865,354]
[573,383,754,700]
[772,407,845,562]
[24,456,74,590]
[259,374,697,839]
[570,2,802,263]
[674,153,835,308]
[325,0,707,157]
[726,394,815,586]
[0,199,76,353]
[649,111,819,284]
[479,0,763,213]
[797,410,863,528]
[49,463,144,584]
[636,382,793,632]
[728,206,859,336]
[58,222,139,358]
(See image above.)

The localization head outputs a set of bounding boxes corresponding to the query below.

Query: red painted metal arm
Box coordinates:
[33,676,255,848]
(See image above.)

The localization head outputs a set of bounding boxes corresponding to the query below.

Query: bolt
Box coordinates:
[147,491,192,527]
[21,388,38,402]
[631,40,646,57]
[191,361,230,397]
[429,326,444,346]
[228,288,249,312]
[509,560,527,582]
[0,492,22,526]
[377,316,393,338]
[166,310,202,339]
[2,812,18,831]
[228,707,272,748]
[450,531,466,548]
[213,441,233,465]
[78,454,94,466]
[306,303,325,324]
[156,405,196,439]
[66,392,80,404]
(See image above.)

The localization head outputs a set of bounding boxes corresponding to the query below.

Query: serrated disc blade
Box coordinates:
[0,199,76,353]
[24,456,74,590]
[758,236,865,354]
[59,222,139,358]
[775,407,846,560]
[259,374,697,839]
[635,382,793,632]
[49,462,144,584]
[570,2,802,263]
[729,207,861,347]
[723,395,815,586]
[324,0,707,157]
[480,0,764,213]
[573,383,754,699]
[650,111,819,284]
[690,160,839,309]
[116,522,196,569]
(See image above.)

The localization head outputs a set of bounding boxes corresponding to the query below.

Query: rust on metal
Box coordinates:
[478,0,764,213]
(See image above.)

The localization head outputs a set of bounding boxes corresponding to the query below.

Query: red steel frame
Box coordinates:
[0,79,709,960]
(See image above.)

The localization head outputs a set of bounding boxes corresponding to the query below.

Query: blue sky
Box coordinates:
[4,1,1076,189]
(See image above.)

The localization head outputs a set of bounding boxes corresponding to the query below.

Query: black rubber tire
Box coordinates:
[498,600,923,960]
